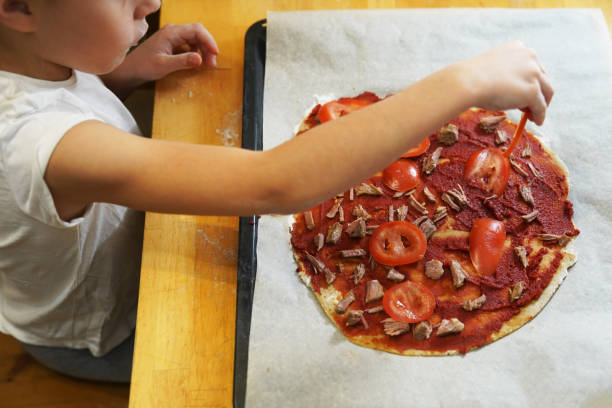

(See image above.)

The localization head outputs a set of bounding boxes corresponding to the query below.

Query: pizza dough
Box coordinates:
[290,95,579,355]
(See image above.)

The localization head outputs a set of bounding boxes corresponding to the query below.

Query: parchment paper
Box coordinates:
[246,9,612,408]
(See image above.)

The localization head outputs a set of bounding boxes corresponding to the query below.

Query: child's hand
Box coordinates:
[100,23,219,99]
[455,41,553,125]
[127,23,219,81]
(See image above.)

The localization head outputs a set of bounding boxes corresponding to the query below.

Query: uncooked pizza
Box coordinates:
[290,92,579,355]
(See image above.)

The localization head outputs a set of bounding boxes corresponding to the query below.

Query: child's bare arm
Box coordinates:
[100,23,219,99]
[46,41,552,220]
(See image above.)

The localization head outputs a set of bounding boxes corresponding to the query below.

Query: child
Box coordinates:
[0,0,553,383]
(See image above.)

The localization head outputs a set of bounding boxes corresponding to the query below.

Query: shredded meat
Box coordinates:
[396,205,409,221]
[479,115,506,133]
[326,198,343,219]
[388,205,394,222]
[412,215,428,226]
[365,280,384,304]
[537,233,559,241]
[514,246,528,268]
[483,194,497,203]
[522,209,539,223]
[366,305,384,314]
[437,124,459,145]
[412,321,433,340]
[528,161,543,180]
[441,192,460,211]
[351,204,371,220]
[337,262,345,275]
[432,206,448,223]
[450,260,467,288]
[557,233,571,247]
[346,310,368,329]
[325,222,342,244]
[509,281,526,302]
[304,211,315,231]
[352,263,366,285]
[335,290,355,314]
[346,310,361,325]
[324,268,336,285]
[386,268,405,282]
[510,158,529,177]
[349,188,354,201]
[462,294,487,311]
[355,183,384,196]
[313,233,324,252]
[409,195,428,215]
[521,143,532,158]
[339,207,344,223]
[393,188,415,198]
[423,186,437,203]
[446,184,468,208]
[417,218,436,240]
[436,318,464,336]
[538,233,571,247]
[304,251,326,275]
[339,248,367,258]
[441,184,468,212]
[424,259,445,280]
[423,147,443,175]
[345,217,366,238]
[369,255,377,271]
[520,185,535,206]
[381,318,411,336]
[365,225,379,235]
[495,129,509,145]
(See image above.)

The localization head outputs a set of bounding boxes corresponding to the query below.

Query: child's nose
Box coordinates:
[135,0,161,20]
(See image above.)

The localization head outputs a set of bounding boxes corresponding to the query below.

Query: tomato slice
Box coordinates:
[317,98,371,123]
[464,147,510,196]
[369,221,427,266]
[469,218,506,277]
[401,138,431,158]
[382,281,435,323]
[382,159,420,192]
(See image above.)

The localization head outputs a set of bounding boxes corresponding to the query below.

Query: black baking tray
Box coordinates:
[234,19,266,408]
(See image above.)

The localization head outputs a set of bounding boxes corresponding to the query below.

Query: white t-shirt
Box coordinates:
[0,70,144,357]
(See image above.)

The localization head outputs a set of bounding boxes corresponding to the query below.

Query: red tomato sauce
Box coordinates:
[290,98,579,354]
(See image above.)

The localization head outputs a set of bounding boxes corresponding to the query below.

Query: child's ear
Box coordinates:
[0,0,36,33]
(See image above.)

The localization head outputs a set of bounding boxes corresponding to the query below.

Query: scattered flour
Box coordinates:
[216,108,241,147]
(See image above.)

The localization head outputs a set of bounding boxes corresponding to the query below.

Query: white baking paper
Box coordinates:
[246,9,612,408]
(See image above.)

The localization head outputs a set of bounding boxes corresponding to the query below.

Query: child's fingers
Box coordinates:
[159,52,203,75]
[161,23,219,55]
[527,84,548,125]
[203,53,217,68]
[190,23,219,56]
[167,23,219,59]
[538,71,554,106]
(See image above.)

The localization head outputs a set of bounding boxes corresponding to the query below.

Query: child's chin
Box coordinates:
[95,55,127,75]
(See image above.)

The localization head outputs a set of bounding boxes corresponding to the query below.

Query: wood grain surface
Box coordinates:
[129,2,612,407]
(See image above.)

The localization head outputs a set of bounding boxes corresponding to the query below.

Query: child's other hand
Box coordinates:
[456,41,553,125]
[128,23,219,81]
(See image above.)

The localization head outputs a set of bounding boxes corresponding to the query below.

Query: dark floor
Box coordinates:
[0,333,130,408]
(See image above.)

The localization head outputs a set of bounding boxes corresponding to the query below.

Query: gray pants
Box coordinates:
[19,330,134,383]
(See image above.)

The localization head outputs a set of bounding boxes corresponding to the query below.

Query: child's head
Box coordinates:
[0,0,160,75]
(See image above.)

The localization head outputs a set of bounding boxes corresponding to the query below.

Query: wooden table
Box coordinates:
[129,1,612,407]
